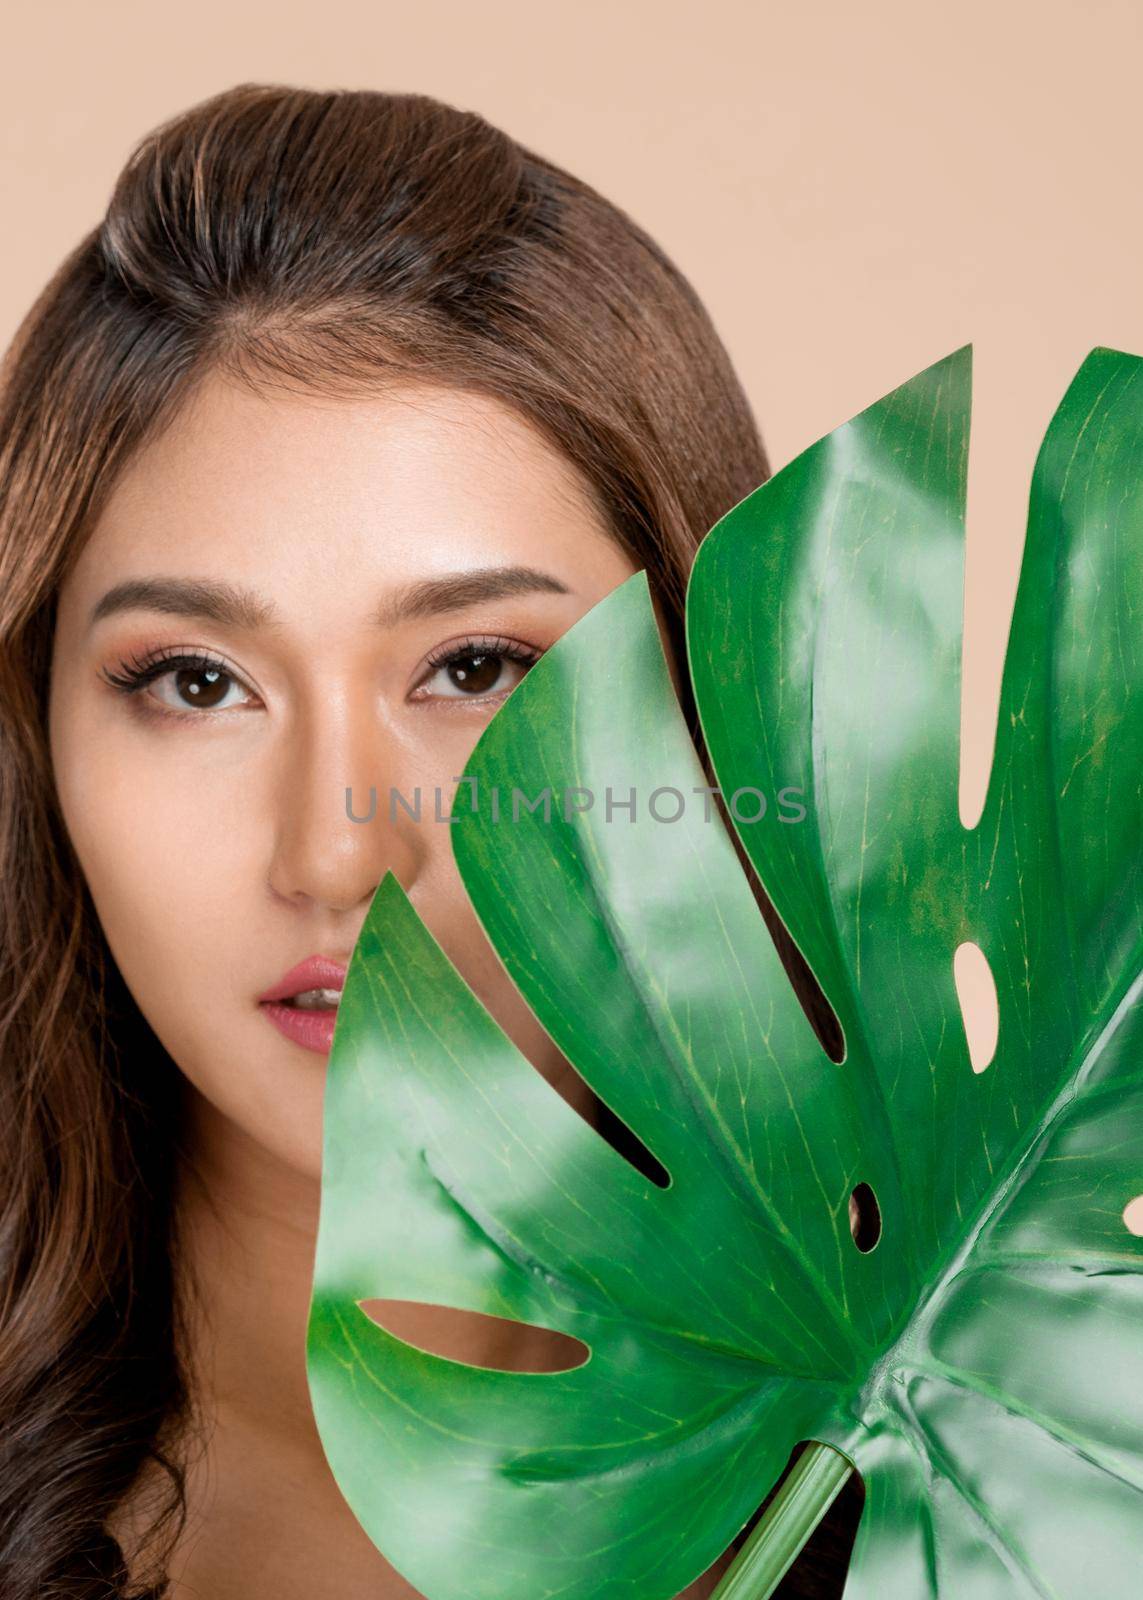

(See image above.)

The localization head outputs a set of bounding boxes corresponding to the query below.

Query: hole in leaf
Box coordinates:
[526,1036,670,1187]
[358,1299,590,1373]
[763,901,846,1065]
[591,1093,671,1187]
[702,765,846,1065]
[682,721,846,1066]
[685,1441,865,1598]
[463,929,671,1188]
[848,1183,882,1252]
[1123,1196,1143,1237]
[953,940,998,1073]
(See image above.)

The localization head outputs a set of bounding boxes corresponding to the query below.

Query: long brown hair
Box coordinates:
[0,83,849,1597]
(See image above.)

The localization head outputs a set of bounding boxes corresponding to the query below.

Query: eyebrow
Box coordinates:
[87,565,573,633]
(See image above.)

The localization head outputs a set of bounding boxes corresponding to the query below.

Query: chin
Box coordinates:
[262,1107,327,1187]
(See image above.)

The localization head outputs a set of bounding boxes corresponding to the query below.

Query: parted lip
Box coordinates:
[258,954,349,1004]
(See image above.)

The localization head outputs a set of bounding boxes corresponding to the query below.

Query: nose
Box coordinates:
[265,685,423,915]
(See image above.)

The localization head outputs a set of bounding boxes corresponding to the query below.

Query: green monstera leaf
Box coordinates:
[306,345,1143,1599]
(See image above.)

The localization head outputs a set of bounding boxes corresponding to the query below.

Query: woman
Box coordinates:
[0,84,858,1597]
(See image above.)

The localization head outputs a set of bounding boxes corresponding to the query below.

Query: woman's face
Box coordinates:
[48,371,651,1183]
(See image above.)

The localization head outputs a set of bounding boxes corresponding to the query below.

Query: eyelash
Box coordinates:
[417,634,543,699]
[99,635,544,720]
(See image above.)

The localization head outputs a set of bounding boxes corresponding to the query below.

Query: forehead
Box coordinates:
[63,369,620,614]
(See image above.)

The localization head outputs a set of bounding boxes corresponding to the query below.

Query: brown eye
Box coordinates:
[416,637,541,702]
[102,650,257,716]
[444,651,505,694]
[167,666,235,709]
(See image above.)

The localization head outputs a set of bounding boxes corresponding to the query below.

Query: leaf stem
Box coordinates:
[708,1442,853,1600]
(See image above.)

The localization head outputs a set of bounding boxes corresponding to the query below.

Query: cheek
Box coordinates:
[57,733,248,1022]
[51,719,325,1174]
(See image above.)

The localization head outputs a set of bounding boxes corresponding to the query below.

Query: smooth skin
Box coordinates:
[48,371,734,1599]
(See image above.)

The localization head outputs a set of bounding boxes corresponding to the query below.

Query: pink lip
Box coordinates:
[258,954,349,1057]
[259,954,349,1003]
[259,1000,341,1055]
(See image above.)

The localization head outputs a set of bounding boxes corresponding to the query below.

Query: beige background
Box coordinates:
[2,0,1139,829]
